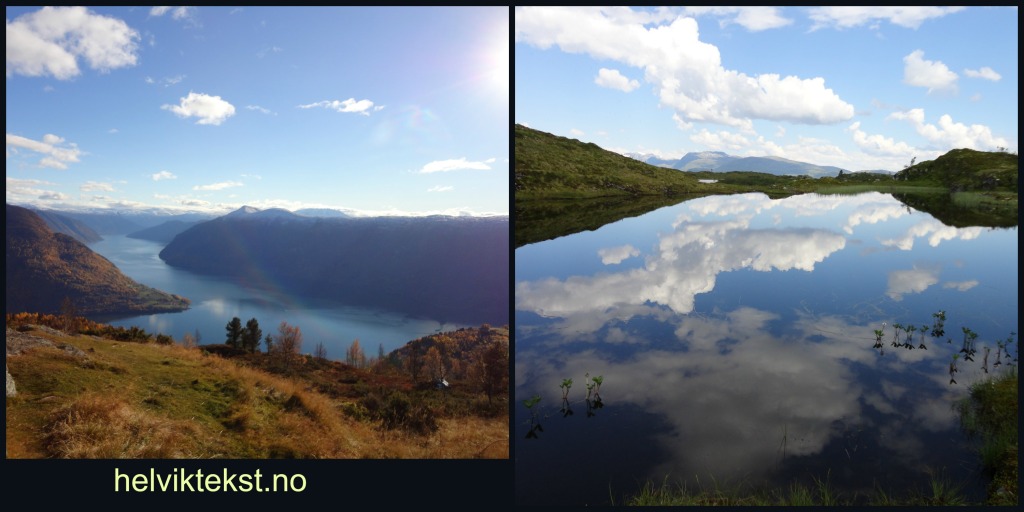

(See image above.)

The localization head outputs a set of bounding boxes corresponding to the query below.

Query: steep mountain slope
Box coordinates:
[5,204,190,316]
[159,208,508,325]
[29,208,103,244]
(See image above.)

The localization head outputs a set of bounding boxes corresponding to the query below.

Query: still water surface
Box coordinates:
[90,235,464,357]
[515,192,1017,505]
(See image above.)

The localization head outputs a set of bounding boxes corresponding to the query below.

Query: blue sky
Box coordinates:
[7,6,509,216]
[515,7,1017,172]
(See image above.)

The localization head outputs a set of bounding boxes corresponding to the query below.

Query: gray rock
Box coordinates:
[6,364,15,397]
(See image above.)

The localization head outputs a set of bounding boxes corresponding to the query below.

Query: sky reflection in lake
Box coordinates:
[515,192,1017,506]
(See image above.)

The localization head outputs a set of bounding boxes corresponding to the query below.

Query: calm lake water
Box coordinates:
[514,192,1018,506]
[90,235,466,358]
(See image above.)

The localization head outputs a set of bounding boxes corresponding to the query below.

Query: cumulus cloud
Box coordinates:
[6,6,140,80]
[848,121,915,156]
[888,108,1011,151]
[595,68,640,92]
[691,129,751,151]
[162,92,236,125]
[419,158,492,173]
[515,7,854,130]
[152,170,177,181]
[808,6,964,30]
[6,133,82,169]
[963,67,1001,81]
[903,50,958,93]
[598,244,640,265]
[298,98,384,116]
[193,181,243,191]
[569,128,585,137]
[886,267,939,301]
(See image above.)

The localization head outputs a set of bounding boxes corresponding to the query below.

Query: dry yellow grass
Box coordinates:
[6,326,508,459]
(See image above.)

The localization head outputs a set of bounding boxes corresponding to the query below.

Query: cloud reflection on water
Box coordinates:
[523,192,1017,491]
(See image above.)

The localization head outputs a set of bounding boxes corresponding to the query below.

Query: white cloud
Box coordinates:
[246,105,276,115]
[427,185,454,192]
[888,108,1011,151]
[108,128,119,134]
[152,170,177,181]
[963,67,1001,81]
[848,122,915,156]
[808,7,965,30]
[6,6,140,79]
[690,129,751,151]
[943,280,978,292]
[684,7,792,31]
[569,128,585,137]
[598,244,640,265]
[298,98,384,116]
[903,50,957,93]
[515,7,854,130]
[595,68,640,92]
[80,181,114,192]
[150,7,195,22]
[6,133,82,169]
[419,158,492,173]
[6,7,140,80]
[886,267,939,301]
[193,181,243,191]
[145,74,186,87]
[162,92,236,125]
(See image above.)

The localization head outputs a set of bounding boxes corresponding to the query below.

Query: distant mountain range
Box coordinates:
[6,204,190,316]
[159,206,509,325]
[126,220,202,244]
[623,150,890,177]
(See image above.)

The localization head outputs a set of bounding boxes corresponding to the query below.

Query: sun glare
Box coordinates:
[483,28,509,100]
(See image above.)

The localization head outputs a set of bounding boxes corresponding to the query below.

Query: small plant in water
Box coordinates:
[931,310,946,338]
[905,324,917,350]
[560,378,573,400]
[523,395,543,438]
[918,324,929,349]
[591,375,603,397]
[891,322,903,347]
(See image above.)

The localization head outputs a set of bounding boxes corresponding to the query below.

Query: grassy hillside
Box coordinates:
[895,148,1018,191]
[515,124,714,199]
[6,316,508,459]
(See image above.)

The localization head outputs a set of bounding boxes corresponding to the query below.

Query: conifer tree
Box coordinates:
[225,317,243,348]
[242,317,262,352]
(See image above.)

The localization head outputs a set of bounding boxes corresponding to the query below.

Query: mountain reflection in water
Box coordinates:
[515,192,1017,506]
